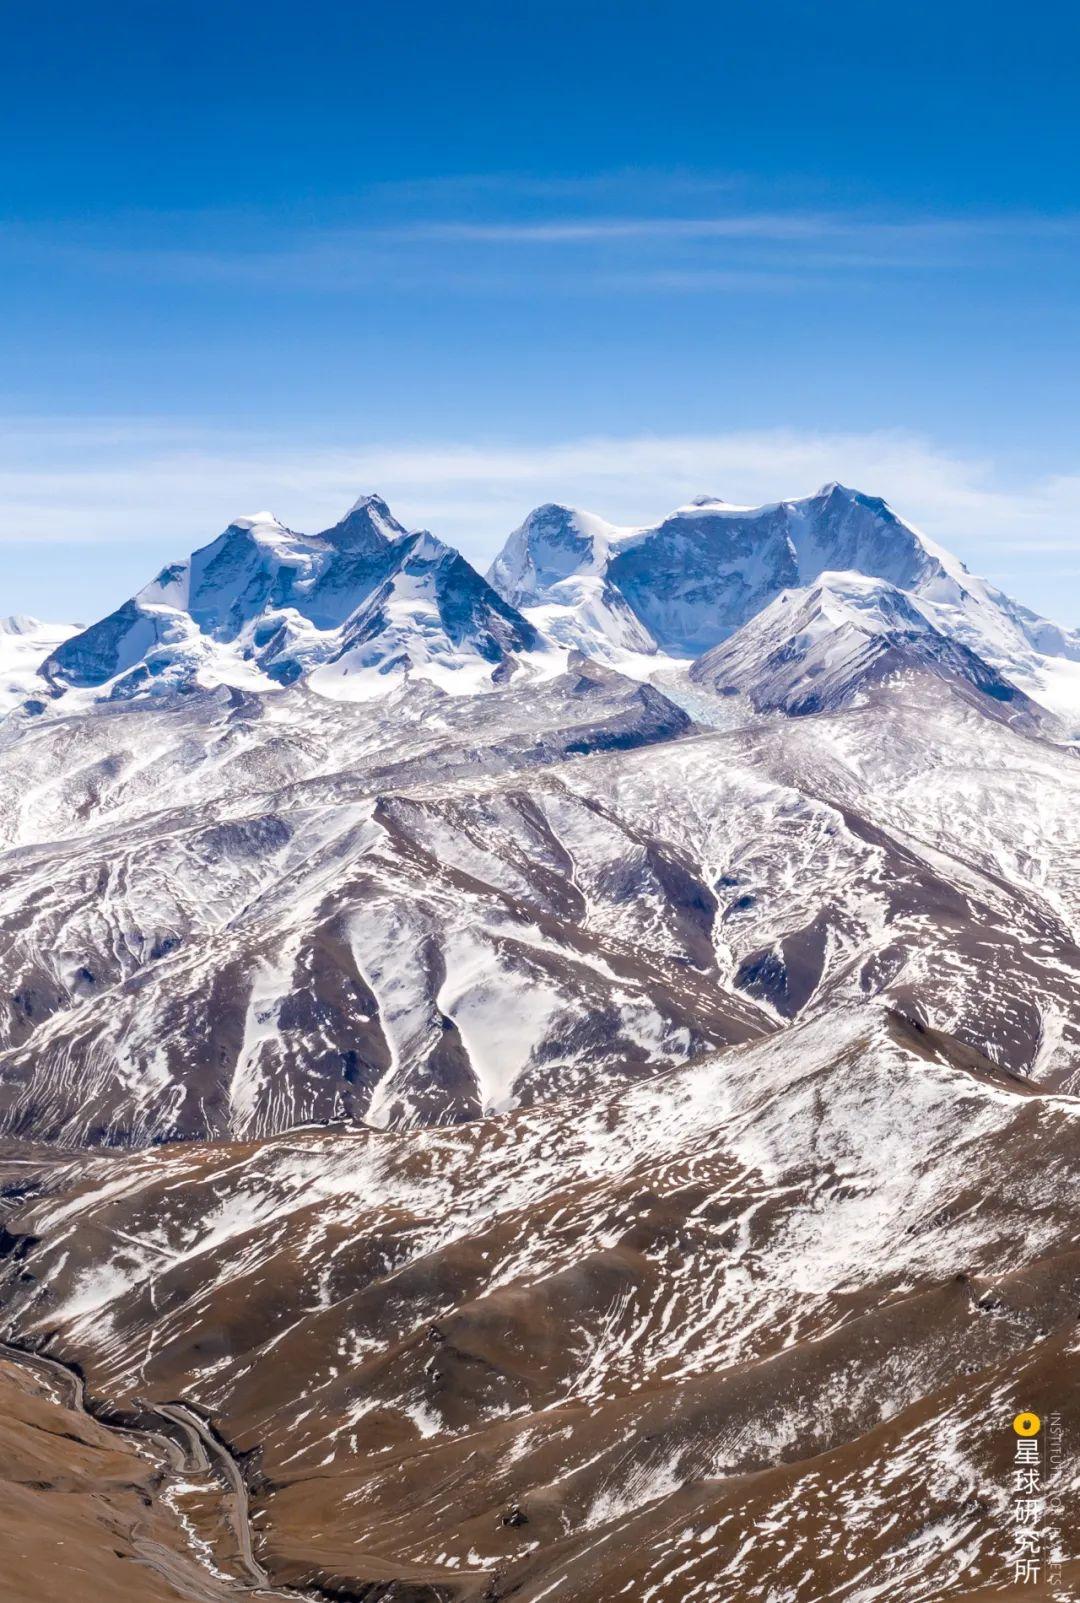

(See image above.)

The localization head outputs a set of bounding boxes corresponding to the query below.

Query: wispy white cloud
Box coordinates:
[0,420,1077,624]
[403,213,839,242]
[5,205,1078,295]
[400,212,1080,245]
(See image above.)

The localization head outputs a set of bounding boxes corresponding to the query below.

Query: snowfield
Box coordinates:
[0,480,1077,1602]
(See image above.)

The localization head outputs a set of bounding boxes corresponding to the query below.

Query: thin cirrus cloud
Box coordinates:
[400,213,842,241]
[0,421,1078,617]
[5,206,1079,294]
[398,212,1073,244]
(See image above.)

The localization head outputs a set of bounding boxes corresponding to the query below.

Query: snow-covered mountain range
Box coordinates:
[488,483,1080,721]
[19,481,1080,730]
[43,494,543,703]
[1,480,1078,1603]
[0,481,1076,1148]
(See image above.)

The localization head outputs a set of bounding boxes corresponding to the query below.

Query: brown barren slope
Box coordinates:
[0,1354,245,1603]
[2,1010,1078,1601]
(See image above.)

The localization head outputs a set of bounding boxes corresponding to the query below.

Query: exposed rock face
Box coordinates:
[0,669,1077,1145]
[688,571,1040,718]
[0,487,1077,1148]
[0,482,1078,1601]
[488,484,1080,722]
[43,495,542,703]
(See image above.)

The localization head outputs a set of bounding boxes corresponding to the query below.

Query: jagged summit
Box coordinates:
[43,495,542,703]
[347,491,391,514]
[11,480,1079,726]
[487,481,954,659]
[316,493,407,552]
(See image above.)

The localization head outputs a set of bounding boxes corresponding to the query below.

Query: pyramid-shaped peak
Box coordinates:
[347,491,393,516]
[815,480,875,498]
[317,493,409,550]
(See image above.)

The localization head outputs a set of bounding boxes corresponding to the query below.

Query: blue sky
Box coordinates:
[3,0,1080,623]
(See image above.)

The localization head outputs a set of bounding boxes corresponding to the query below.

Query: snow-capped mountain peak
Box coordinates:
[486,503,661,669]
[487,484,959,660]
[1,613,48,637]
[15,479,1080,726]
[689,569,1036,719]
[770,569,938,635]
[486,502,629,605]
[346,490,393,517]
[42,496,543,704]
[316,492,407,551]
[230,509,284,530]
[486,484,1080,721]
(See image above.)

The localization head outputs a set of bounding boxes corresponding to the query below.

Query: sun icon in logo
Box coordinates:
[1013,1412,1041,1437]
